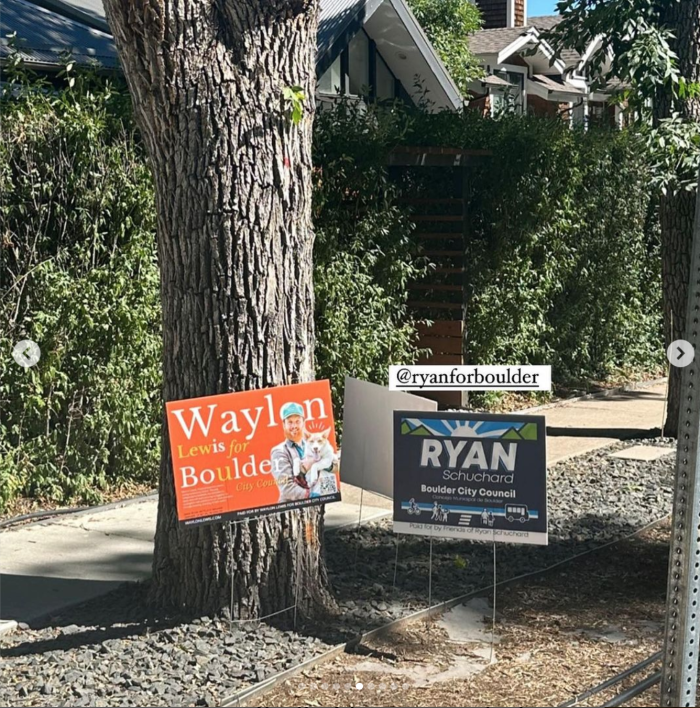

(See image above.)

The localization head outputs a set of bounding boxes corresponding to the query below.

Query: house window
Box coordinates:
[376,52,395,100]
[317,30,406,106]
[348,29,370,95]
[572,99,587,126]
[318,55,342,94]
[494,70,524,112]
[589,101,607,125]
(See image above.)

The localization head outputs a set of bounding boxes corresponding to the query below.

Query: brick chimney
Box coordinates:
[473,0,527,29]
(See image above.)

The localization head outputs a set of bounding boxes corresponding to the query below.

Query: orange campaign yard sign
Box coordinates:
[165,380,341,526]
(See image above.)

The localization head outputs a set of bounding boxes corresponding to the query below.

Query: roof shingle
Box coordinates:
[468,14,583,69]
[468,26,530,55]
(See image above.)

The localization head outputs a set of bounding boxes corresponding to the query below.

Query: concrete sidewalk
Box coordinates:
[0,380,667,624]
[533,380,667,463]
[0,488,390,623]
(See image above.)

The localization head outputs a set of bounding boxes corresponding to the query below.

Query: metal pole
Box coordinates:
[392,534,400,591]
[353,486,365,574]
[661,167,700,707]
[353,438,368,575]
[293,510,304,630]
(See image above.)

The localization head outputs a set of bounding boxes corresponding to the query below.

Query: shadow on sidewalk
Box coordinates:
[547,426,662,438]
[0,513,671,661]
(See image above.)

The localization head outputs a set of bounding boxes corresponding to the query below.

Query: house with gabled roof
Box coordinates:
[1,0,462,112]
[466,1,622,126]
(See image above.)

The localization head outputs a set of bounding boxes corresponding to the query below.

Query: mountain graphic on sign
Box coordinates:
[519,422,538,440]
[502,428,523,440]
[409,424,433,436]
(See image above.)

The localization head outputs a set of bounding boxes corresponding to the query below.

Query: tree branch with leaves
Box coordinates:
[406,0,484,97]
[544,0,700,437]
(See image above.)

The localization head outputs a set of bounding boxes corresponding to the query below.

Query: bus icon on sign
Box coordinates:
[505,504,529,523]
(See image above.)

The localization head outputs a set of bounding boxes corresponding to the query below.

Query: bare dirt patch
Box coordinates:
[250,522,669,707]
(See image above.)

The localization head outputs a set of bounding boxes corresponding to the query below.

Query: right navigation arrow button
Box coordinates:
[668,339,696,368]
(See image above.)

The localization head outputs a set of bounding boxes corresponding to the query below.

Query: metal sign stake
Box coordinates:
[490,533,497,665]
[426,530,434,641]
[392,534,401,591]
[661,167,700,707]
[228,520,235,629]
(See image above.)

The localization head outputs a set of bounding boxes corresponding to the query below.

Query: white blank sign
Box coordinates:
[340,376,437,499]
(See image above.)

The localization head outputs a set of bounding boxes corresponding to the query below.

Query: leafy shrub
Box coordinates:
[405,110,664,389]
[0,66,161,510]
[312,99,430,418]
[405,0,484,96]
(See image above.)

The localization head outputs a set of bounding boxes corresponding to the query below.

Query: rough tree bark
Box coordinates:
[656,0,700,438]
[101,0,333,616]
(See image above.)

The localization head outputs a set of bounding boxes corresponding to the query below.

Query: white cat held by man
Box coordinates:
[302,428,339,495]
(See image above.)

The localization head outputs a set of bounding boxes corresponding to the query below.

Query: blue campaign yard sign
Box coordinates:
[393,411,547,545]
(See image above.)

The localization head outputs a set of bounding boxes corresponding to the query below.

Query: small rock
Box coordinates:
[61,624,81,635]
[18,686,29,698]
[41,684,54,695]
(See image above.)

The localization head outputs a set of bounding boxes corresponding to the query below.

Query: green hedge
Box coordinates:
[405,111,664,387]
[0,72,161,509]
[312,99,428,416]
[0,73,663,511]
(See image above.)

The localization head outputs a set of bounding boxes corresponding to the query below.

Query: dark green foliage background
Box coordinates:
[0,75,663,511]
[0,72,161,509]
[405,110,663,386]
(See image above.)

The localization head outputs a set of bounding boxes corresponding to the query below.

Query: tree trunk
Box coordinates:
[102,0,333,617]
[656,0,700,438]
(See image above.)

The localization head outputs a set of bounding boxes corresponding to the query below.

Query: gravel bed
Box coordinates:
[325,437,676,633]
[0,610,332,707]
[0,437,677,707]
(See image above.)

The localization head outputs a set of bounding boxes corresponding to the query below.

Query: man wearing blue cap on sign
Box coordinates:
[270,402,319,503]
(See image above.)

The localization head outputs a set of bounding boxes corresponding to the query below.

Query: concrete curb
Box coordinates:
[0,492,158,532]
[329,509,391,532]
[0,494,389,535]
